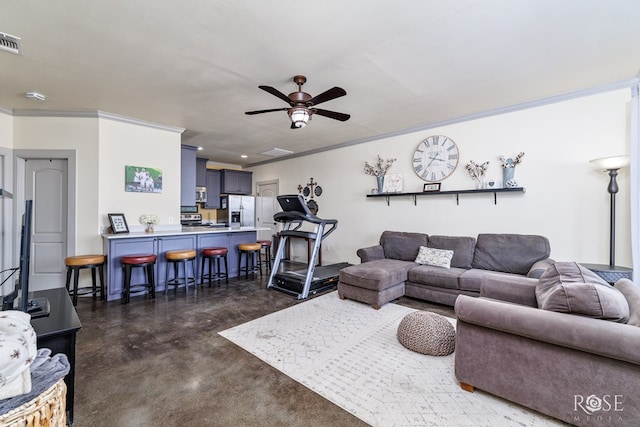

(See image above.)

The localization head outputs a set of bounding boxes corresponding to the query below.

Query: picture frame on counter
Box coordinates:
[423,183,441,192]
[108,213,129,234]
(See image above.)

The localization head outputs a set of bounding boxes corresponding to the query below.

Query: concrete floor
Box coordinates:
[73,268,454,427]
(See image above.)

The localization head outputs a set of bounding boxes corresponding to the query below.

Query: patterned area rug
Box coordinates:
[219,292,564,426]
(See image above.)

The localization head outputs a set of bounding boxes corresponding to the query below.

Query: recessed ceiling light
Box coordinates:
[25,92,46,101]
[197,146,203,151]
[240,154,248,159]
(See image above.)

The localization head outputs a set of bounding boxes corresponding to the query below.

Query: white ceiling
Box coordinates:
[2,1,640,166]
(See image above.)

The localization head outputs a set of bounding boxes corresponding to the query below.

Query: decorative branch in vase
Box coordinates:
[499,152,524,188]
[465,161,490,189]
[364,155,397,193]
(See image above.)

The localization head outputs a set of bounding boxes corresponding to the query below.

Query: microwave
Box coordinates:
[195,186,207,203]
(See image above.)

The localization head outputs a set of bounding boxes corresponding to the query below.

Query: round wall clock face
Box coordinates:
[412,135,459,182]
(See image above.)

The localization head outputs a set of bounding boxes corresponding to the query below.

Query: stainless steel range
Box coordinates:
[180,213,202,226]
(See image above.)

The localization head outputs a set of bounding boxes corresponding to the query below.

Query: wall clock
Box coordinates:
[412,135,459,182]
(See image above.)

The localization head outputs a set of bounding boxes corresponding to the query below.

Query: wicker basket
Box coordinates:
[0,378,67,427]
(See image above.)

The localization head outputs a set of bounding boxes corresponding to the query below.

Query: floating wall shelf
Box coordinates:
[366,187,526,206]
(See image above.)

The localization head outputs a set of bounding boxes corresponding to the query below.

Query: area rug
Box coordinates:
[219,292,564,426]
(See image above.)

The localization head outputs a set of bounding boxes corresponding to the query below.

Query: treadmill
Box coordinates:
[267,194,349,299]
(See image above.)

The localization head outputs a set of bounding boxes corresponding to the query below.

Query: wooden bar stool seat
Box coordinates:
[201,247,229,286]
[165,249,197,294]
[238,243,262,279]
[65,254,106,306]
[121,254,157,304]
[257,239,272,272]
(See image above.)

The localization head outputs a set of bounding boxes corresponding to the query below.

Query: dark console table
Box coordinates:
[581,263,633,284]
[30,288,82,425]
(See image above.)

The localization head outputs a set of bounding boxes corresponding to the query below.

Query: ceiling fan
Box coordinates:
[245,75,350,129]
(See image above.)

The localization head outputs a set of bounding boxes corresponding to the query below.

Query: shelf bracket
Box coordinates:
[455,193,459,205]
[385,195,390,206]
[494,192,497,205]
[412,195,417,206]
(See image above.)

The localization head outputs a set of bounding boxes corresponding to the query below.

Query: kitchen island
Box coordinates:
[102,227,264,301]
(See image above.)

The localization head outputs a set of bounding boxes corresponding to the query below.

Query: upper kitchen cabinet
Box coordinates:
[196,158,208,187]
[204,169,221,209]
[220,170,253,195]
[181,145,197,205]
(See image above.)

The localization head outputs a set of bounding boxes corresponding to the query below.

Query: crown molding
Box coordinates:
[0,106,13,116]
[10,109,185,134]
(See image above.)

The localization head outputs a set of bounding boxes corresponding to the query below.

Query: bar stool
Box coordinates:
[64,254,106,306]
[238,243,262,279]
[257,239,272,272]
[165,249,197,294]
[121,254,157,304]
[200,247,229,286]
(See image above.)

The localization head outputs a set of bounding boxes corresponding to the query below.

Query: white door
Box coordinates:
[256,181,278,242]
[25,159,68,290]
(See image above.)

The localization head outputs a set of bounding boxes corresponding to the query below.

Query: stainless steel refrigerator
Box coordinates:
[221,195,255,228]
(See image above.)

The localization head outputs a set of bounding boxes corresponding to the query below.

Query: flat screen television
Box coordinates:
[1,200,49,316]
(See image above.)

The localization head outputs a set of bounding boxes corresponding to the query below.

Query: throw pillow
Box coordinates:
[536,262,629,323]
[415,246,454,269]
[614,279,640,327]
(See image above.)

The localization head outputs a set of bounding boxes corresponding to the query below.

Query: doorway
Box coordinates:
[256,180,278,242]
[15,150,76,291]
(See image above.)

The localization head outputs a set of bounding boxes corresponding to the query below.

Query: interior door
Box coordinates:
[25,159,68,290]
[256,181,278,242]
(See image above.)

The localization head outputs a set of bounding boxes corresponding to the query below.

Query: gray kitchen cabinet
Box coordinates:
[196,157,208,187]
[220,169,253,194]
[204,169,221,209]
[181,145,197,205]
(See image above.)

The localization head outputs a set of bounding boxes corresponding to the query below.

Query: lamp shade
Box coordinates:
[589,155,630,170]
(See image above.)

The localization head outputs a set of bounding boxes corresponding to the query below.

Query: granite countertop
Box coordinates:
[102,226,267,240]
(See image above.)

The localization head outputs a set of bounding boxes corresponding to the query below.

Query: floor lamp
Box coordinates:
[589,155,630,267]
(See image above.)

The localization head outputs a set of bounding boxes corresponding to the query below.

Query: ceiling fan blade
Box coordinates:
[306,87,346,106]
[245,108,288,115]
[313,108,350,122]
[259,85,294,106]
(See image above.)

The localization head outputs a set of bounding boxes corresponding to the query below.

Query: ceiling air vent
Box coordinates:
[0,32,23,55]
[260,148,293,157]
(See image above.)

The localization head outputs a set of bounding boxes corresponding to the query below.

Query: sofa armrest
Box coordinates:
[455,295,640,365]
[356,245,385,263]
[527,258,555,278]
[480,273,538,307]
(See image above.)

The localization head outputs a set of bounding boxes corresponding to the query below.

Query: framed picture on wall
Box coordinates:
[108,213,129,234]
[125,165,163,193]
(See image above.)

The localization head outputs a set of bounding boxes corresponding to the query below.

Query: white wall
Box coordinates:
[98,117,182,233]
[249,89,632,266]
[13,115,99,254]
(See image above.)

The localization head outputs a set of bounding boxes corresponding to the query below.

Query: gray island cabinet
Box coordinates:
[102,228,258,301]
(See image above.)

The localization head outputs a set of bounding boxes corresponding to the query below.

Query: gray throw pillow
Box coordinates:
[614,279,640,327]
[428,235,476,269]
[536,262,629,323]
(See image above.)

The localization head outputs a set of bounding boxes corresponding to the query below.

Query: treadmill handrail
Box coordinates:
[274,211,338,241]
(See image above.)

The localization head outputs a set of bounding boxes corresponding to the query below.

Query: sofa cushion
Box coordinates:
[428,235,476,269]
[415,246,453,269]
[380,231,428,261]
[339,259,415,291]
[407,265,465,290]
[614,279,640,327]
[472,234,550,275]
[535,262,629,322]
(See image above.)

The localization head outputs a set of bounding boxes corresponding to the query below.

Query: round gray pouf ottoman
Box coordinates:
[397,311,456,356]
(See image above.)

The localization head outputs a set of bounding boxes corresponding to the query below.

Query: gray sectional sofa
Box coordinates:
[455,263,640,426]
[338,230,554,308]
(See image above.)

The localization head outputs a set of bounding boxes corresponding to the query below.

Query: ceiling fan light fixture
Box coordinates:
[289,108,310,128]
